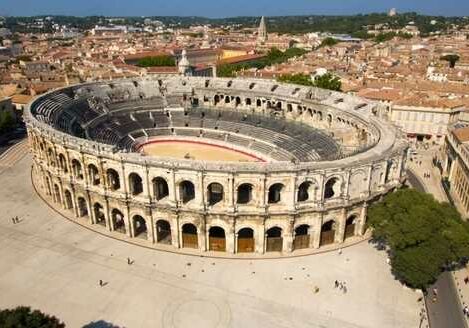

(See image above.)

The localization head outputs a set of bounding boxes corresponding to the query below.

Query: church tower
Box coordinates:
[257,16,267,44]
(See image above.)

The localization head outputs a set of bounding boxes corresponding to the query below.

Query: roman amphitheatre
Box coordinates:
[25,76,408,256]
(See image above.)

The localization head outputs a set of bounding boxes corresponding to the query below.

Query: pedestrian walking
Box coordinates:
[127,257,131,265]
[338,248,342,255]
[343,285,347,294]
[11,218,15,224]
[15,216,19,223]
[334,280,339,288]
[99,279,103,287]
[464,277,469,284]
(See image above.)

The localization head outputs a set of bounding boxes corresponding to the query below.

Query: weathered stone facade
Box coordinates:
[25,76,408,256]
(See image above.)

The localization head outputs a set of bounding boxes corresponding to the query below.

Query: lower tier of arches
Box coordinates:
[36,167,371,256]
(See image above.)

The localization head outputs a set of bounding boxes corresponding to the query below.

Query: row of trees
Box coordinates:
[368,188,469,289]
[217,47,308,78]
[136,55,175,67]
[277,73,342,91]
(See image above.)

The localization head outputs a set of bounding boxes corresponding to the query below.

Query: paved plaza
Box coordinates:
[0,153,422,328]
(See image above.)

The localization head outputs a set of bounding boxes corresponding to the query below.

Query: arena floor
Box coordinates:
[140,140,265,162]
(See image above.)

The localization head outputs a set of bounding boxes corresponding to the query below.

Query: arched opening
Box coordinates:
[268,183,284,204]
[47,148,56,167]
[207,183,223,206]
[93,203,106,226]
[88,164,100,185]
[133,215,147,239]
[224,96,230,104]
[179,180,195,204]
[320,220,336,246]
[77,197,88,217]
[64,190,73,210]
[129,173,143,196]
[237,183,253,204]
[237,228,254,253]
[345,215,357,239]
[293,225,310,250]
[153,177,169,201]
[256,99,262,107]
[235,97,241,107]
[53,184,61,203]
[71,159,83,180]
[246,98,252,106]
[214,95,220,105]
[324,177,340,199]
[107,169,120,191]
[156,220,171,244]
[58,154,68,173]
[297,181,313,202]
[182,223,198,248]
[266,227,283,252]
[209,226,226,252]
[111,209,126,233]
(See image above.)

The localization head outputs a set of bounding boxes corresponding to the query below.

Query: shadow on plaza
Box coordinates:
[83,321,120,328]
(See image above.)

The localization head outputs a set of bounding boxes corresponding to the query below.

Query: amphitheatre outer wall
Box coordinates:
[25,76,408,256]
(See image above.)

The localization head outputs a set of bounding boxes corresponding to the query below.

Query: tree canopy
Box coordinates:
[0,111,15,135]
[217,47,308,78]
[277,73,342,91]
[0,307,65,328]
[368,188,469,289]
[136,55,175,67]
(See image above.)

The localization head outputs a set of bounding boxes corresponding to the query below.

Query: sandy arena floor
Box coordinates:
[141,140,264,162]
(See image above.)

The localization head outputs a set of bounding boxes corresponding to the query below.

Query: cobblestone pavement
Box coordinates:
[0,155,421,328]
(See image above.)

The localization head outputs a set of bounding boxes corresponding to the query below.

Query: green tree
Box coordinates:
[0,111,15,134]
[441,54,460,68]
[278,73,314,86]
[320,37,338,47]
[368,189,469,289]
[313,73,342,91]
[0,306,65,328]
[136,55,175,67]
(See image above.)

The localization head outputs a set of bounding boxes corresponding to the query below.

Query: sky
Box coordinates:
[1,0,469,17]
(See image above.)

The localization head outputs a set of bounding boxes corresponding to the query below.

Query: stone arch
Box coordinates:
[107,168,120,191]
[235,96,241,107]
[88,164,100,185]
[268,183,284,204]
[152,177,169,201]
[181,223,198,248]
[93,202,106,226]
[58,153,68,173]
[179,180,195,204]
[71,159,83,180]
[208,226,226,252]
[132,215,147,239]
[245,98,252,106]
[294,224,310,250]
[297,181,314,202]
[129,173,143,196]
[345,215,358,239]
[207,182,224,206]
[256,99,262,107]
[266,227,283,252]
[53,184,61,203]
[324,176,341,200]
[47,148,56,167]
[237,227,255,253]
[237,183,253,204]
[64,189,73,210]
[77,197,88,217]
[156,219,171,244]
[320,220,336,246]
[214,95,220,105]
[44,176,52,195]
[111,209,126,233]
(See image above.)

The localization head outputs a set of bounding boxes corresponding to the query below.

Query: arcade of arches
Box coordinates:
[39,174,367,255]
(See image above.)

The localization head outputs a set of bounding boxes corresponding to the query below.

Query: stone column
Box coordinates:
[359,202,368,235]
[258,217,266,253]
[336,208,347,243]
[104,198,112,231]
[125,204,133,237]
[284,218,295,253]
[312,213,322,249]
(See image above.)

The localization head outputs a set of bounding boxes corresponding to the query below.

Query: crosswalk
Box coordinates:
[0,140,29,174]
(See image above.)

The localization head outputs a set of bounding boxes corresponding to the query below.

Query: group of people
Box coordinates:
[11,216,20,224]
[334,280,347,294]
[423,172,432,179]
